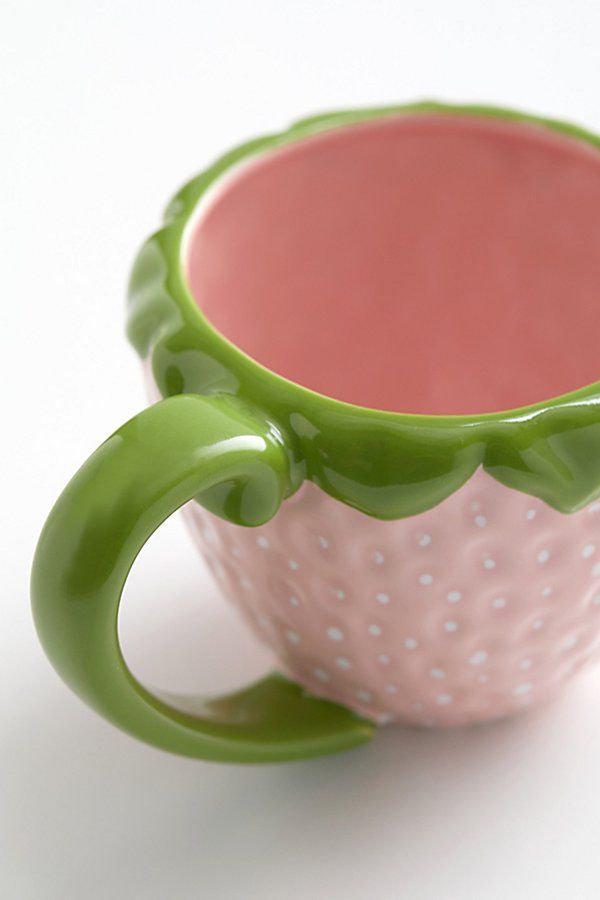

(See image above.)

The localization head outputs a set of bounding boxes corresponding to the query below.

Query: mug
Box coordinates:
[32,101,600,763]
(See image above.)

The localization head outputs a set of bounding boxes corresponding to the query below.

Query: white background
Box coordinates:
[3,1,600,897]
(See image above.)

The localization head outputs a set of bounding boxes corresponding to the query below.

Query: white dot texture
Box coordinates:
[187,467,600,728]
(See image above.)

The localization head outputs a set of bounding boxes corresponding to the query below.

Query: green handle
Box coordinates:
[31,394,374,763]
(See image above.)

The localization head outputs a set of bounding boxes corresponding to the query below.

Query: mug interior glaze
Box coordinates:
[186,113,600,415]
[177,111,600,727]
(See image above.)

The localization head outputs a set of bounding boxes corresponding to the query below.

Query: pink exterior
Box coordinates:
[184,471,600,728]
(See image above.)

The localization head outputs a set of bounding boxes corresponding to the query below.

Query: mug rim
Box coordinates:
[138,99,600,424]
[127,100,600,518]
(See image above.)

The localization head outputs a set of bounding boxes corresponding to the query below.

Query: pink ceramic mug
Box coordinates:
[32,102,600,763]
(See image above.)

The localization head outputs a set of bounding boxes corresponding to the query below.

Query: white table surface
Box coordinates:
[3,1,600,896]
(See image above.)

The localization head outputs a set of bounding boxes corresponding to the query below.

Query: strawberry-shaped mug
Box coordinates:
[32,102,600,762]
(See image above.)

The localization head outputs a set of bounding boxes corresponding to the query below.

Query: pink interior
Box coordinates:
[186,114,600,415]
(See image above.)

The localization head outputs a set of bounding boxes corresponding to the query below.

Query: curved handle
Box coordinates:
[31,394,373,763]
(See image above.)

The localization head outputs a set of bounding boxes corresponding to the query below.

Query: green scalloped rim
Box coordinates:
[127,100,600,519]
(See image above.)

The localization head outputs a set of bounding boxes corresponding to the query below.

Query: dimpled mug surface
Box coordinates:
[185,473,600,729]
[32,102,600,762]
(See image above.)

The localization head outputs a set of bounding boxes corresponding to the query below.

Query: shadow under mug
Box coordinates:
[32,101,600,763]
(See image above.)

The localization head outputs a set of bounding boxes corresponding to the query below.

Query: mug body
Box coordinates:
[185,472,600,727]
[135,102,600,731]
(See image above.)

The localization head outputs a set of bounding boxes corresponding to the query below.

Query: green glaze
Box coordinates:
[128,100,600,519]
[31,394,374,762]
[31,101,600,764]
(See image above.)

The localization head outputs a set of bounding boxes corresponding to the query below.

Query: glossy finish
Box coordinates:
[31,102,600,763]
[129,101,600,519]
[187,469,600,727]
[31,395,373,762]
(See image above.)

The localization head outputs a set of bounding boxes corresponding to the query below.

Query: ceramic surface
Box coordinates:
[31,102,600,762]
[186,470,600,727]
